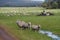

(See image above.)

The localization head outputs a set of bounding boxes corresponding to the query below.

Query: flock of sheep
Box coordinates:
[37,10,54,16]
[16,20,41,31]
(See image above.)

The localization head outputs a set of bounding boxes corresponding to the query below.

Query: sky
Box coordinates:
[0,0,44,2]
[32,0,44,1]
[0,0,44,6]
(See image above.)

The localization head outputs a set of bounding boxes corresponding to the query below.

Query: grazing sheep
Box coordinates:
[31,25,41,31]
[46,12,54,16]
[37,10,54,16]
[16,20,22,28]
[16,20,41,31]
[22,22,29,29]
[46,13,50,16]
[16,20,31,29]
[37,12,47,16]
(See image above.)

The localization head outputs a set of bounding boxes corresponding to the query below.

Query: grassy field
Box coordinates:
[0,7,60,40]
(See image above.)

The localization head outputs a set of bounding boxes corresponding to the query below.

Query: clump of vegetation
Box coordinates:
[42,0,60,9]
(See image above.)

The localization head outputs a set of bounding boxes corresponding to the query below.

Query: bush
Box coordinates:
[51,2,58,9]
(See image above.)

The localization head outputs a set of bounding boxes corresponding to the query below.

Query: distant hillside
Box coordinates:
[0,0,43,7]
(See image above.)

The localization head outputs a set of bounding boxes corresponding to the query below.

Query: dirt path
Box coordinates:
[0,25,19,40]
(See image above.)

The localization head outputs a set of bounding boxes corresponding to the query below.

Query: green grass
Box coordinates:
[0,7,60,40]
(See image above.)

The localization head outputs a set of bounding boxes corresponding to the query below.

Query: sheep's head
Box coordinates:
[38,25,41,29]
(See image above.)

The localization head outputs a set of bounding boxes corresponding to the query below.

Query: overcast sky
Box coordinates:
[32,0,44,1]
[0,0,44,2]
[0,0,44,6]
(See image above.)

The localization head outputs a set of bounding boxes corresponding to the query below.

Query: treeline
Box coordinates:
[42,0,60,9]
[0,1,42,7]
[0,3,36,7]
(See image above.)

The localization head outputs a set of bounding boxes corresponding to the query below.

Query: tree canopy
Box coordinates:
[42,0,60,9]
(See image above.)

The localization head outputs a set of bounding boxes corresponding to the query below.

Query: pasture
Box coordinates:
[0,7,60,40]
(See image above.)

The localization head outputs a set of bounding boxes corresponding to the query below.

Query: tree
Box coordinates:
[3,4,10,7]
[41,2,48,8]
[57,0,60,8]
[42,0,59,9]
[51,2,58,9]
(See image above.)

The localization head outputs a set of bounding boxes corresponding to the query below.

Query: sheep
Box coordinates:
[16,20,41,31]
[22,22,29,29]
[21,21,32,29]
[37,12,47,16]
[31,25,41,31]
[16,20,22,28]
[16,20,31,29]
[37,10,54,16]
[46,12,54,16]
[46,13,50,16]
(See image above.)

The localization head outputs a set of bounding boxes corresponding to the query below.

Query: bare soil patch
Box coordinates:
[0,25,19,40]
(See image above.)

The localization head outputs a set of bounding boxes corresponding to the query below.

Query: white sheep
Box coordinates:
[16,20,31,29]
[31,25,41,31]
